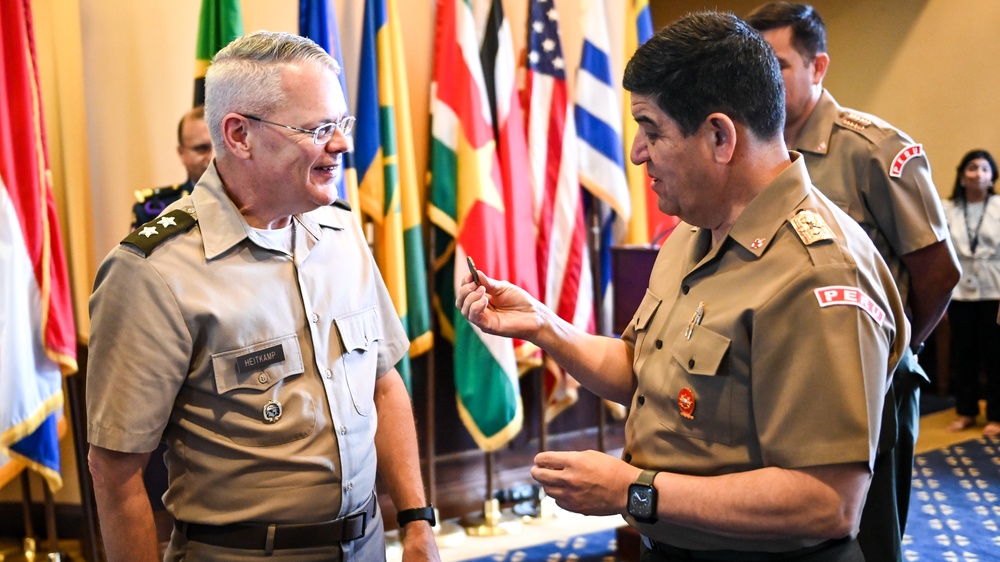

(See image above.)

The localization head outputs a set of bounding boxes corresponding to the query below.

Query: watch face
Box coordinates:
[628,485,654,519]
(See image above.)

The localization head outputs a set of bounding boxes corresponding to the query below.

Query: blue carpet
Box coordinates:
[465,438,1000,562]
[904,437,1000,561]
[467,528,619,561]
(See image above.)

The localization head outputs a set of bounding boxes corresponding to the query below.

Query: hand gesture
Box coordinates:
[456,269,546,342]
[530,450,640,517]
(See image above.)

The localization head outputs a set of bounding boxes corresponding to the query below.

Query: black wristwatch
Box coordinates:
[396,505,437,528]
[627,470,659,524]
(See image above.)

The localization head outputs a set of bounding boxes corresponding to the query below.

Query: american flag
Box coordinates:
[525,0,594,423]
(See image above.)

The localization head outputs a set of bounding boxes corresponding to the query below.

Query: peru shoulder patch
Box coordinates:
[814,286,885,326]
[889,144,924,178]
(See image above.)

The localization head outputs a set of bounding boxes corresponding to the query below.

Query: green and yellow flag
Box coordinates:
[194,0,243,106]
[356,0,432,393]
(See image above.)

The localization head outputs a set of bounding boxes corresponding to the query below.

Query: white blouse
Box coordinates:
[943,196,1000,301]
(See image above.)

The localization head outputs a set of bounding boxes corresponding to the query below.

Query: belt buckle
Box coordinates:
[342,506,368,542]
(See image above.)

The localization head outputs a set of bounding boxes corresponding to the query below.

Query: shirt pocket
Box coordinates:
[211,334,316,447]
[661,325,733,445]
[335,307,384,417]
[630,289,662,364]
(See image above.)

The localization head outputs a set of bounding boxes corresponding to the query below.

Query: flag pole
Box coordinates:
[588,201,608,453]
[460,450,523,535]
[424,229,438,506]
[538,366,548,452]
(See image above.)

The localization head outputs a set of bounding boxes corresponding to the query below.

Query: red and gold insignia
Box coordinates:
[678,388,696,420]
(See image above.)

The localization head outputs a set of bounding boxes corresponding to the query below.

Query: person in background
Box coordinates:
[746,4,961,560]
[130,105,214,229]
[943,149,1000,438]
[88,31,439,562]
[459,11,907,561]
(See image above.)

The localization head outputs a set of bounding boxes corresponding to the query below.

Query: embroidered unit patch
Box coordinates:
[814,286,885,326]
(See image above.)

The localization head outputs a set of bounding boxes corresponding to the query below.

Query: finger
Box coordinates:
[534,451,568,470]
[530,466,566,490]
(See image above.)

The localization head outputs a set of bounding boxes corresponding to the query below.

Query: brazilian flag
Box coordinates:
[194,0,243,106]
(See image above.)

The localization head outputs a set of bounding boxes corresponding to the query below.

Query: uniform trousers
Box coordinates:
[639,537,862,561]
[858,348,923,562]
[948,299,1000,421]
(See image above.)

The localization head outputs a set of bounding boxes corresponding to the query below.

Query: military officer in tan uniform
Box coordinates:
[458,13,907,561]
[88,32,440,562]
[747,4,961,561]
[130,106,214,230]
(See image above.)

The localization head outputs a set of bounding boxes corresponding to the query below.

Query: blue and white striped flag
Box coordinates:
[299,0,360,217]
[575,0,630,336]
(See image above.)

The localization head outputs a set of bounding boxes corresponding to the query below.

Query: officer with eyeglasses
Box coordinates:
[130,105,215,230]
[87,31,440,562]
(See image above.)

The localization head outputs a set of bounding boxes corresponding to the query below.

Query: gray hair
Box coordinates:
[204,30,340,151]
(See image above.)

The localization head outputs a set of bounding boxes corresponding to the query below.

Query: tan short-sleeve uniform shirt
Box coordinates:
[620,156,908,552]
[793,90,949,307]
[87,163,408,526]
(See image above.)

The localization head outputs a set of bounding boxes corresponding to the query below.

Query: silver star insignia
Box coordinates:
[139,226,158,238]
[157,216,177,228]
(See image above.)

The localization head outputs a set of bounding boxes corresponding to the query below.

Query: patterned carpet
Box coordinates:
[466,437,1000,562]
[904,437,1000,561]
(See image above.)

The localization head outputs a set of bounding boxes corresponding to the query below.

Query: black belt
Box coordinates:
[642,535,852,561]
[177,493,377,552]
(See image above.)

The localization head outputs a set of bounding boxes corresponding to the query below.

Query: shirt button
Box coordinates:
[638,395,645,406]
[310,313,320,323]
[624,453,632,463]
[345,481,353,491]
[325,369,333,379]
[257,372,268,384]
[340,425,347,435]
[655,339,663,349]
[682,285,690,295]
[688,359,696,369]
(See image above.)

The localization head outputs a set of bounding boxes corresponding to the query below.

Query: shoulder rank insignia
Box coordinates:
[790,209,835,245]
[122,209,198,257]
[331,198,351,211]
[839,112,871,132]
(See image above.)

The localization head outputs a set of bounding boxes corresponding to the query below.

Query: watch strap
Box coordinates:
[635,469,659,487]
[396,505,437,528]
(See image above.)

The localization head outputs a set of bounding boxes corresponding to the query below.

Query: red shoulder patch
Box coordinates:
[889,144,924,178]
[814,286,886,326]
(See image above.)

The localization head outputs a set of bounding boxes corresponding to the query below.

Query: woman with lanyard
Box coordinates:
[943,149,1000,437]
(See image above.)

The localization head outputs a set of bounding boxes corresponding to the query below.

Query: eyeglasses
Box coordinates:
[241,114,355,145]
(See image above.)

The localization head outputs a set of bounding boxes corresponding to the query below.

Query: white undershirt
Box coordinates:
[249,222,294,256]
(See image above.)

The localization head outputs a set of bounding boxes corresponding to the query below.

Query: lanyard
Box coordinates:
[964,197,989,254]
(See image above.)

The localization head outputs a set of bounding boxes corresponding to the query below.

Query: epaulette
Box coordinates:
[789,209,835,246]
[838,112,872,132]
[331,198,352,211]
[121,209,198,258]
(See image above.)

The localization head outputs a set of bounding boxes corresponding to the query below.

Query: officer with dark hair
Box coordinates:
[458,11,907,561]
[747,4,961,560]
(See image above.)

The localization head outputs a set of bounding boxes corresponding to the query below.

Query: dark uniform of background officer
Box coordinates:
[88,31,439,562]
[130,105,214,229]
[458,11,907,561]
[746,5,962,561]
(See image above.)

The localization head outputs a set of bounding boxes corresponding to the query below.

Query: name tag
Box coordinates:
[235,344,285,374]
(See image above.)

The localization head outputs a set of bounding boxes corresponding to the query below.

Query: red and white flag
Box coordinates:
[1,0,78,490]
[480,0,541,372]
[525,0,594,422]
